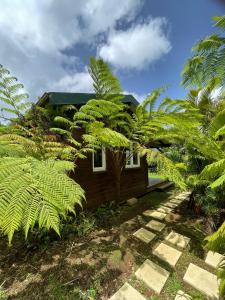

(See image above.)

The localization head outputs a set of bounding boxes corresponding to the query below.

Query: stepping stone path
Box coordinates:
[183,263,219,299]
[157,206,172,214]
[153,242,182,267]
[165,231,190,249]
[146,220,166,232]
[143,210,167,220]
[170,199,183,205]
[174,290,192,300]
[205,250,225,268]
[135,259,170,294]
[110,282,146,300]
[111,191,219,299]
[133,228,156,244]
[164,202,178,209]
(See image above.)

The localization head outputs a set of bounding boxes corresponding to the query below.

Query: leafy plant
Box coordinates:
[0,283,8,300]
[0,156,84,244]
[181,15,225,88]
[0,64,30,123]
[0,67,85,245]
[74,213,96,237]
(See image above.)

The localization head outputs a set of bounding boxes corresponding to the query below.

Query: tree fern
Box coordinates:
[181,15,225,88]
[0,157,84,244]
[0,65,30,123]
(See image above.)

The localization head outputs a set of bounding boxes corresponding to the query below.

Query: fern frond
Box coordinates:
[0,157,84,244]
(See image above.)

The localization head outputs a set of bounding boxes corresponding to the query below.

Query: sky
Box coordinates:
[0,0,224,104]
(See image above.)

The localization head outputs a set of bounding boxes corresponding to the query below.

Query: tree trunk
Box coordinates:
[108,150,124,204]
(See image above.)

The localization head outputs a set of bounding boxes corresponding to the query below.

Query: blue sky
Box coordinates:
[0,0,224,103]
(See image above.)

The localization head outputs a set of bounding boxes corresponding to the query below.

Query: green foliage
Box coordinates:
[181,15,225,88]
[217,261,225,297]
[0,284,8,300]
[0,64,30,123]
[205,222,225,253]
[0,156,84,244]
[164,273,183,297]
[142,147,186,190]
[74,212,96,237]
[89,56,123,102]
[0,81,85,245]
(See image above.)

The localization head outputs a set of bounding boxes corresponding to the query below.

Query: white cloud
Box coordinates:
[51,71,93,93]
[99,18,171,70]
[0,0,143,100]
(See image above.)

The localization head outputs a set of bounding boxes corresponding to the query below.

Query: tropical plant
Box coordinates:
[0,155,84,244]
[181,15,225,88]
[0,131,85,244]
[53,58,202,202]
[0,64,30,123]
[0,68,85,245]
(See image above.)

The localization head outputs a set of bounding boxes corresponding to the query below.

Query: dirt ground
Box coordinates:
[0,188,211,299]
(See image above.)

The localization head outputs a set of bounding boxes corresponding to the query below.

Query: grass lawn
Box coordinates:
[148,172,165,180]
[0,188,211,299]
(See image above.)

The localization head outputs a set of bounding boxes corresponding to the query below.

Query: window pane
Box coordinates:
[126,150,131,165]
[94,149,103,167]
[133,152,138,165]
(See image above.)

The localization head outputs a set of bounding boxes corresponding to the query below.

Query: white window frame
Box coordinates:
[92,147,106,172]
[125,146,140,168]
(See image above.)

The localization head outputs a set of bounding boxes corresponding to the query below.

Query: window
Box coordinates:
[125,145,140,168]
[92,147,106,172]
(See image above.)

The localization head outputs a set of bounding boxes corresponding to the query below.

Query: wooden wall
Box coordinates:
[71,150,148,208]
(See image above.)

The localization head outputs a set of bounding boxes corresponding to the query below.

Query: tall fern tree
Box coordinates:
[54,57,131,202]
[55,58,202,202]
[181,15,225,88]
[0,64,30,123]
[0,66,85,245]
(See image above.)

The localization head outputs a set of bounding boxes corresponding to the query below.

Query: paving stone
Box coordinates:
[153,243,182,267]
[174,290,192,300]
[170,199,183,205]
[163,202,178,209]
[165,231,190,249]
[157,206,172,214]
[127,197,138,206]
[143,210,167,220]
[183,263,219,299]
[110,282,146,300]
[205,250,225,268]
[135,259,170,294]
[133,228,156,243]
[142,209,153,217]
[146,220,166,232]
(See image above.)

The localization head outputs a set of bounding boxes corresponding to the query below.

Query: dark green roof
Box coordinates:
[39,92,139,107]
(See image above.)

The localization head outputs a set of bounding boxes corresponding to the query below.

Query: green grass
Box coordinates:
[148,172,165,180]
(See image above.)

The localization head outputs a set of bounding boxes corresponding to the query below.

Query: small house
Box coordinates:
[39,92,149,208]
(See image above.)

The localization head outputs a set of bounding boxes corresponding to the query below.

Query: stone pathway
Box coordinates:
[205,250,225,268]
[157,206,172,214]
[133,228,156,244]
[153,242,182,267]
[165,231,190,249]
[143,210,166,220]
[163,202,178,209]
[183,263,219,299]
[135,259,170,294]
[146,220,166,232]
[110,282,146,300]
[110,191,220,299]
[174,290,192,300]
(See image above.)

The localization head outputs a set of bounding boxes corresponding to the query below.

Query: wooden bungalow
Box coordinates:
[39,92,149,208]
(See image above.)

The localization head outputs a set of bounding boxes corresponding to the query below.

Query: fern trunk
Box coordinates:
[108,150,124,204]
